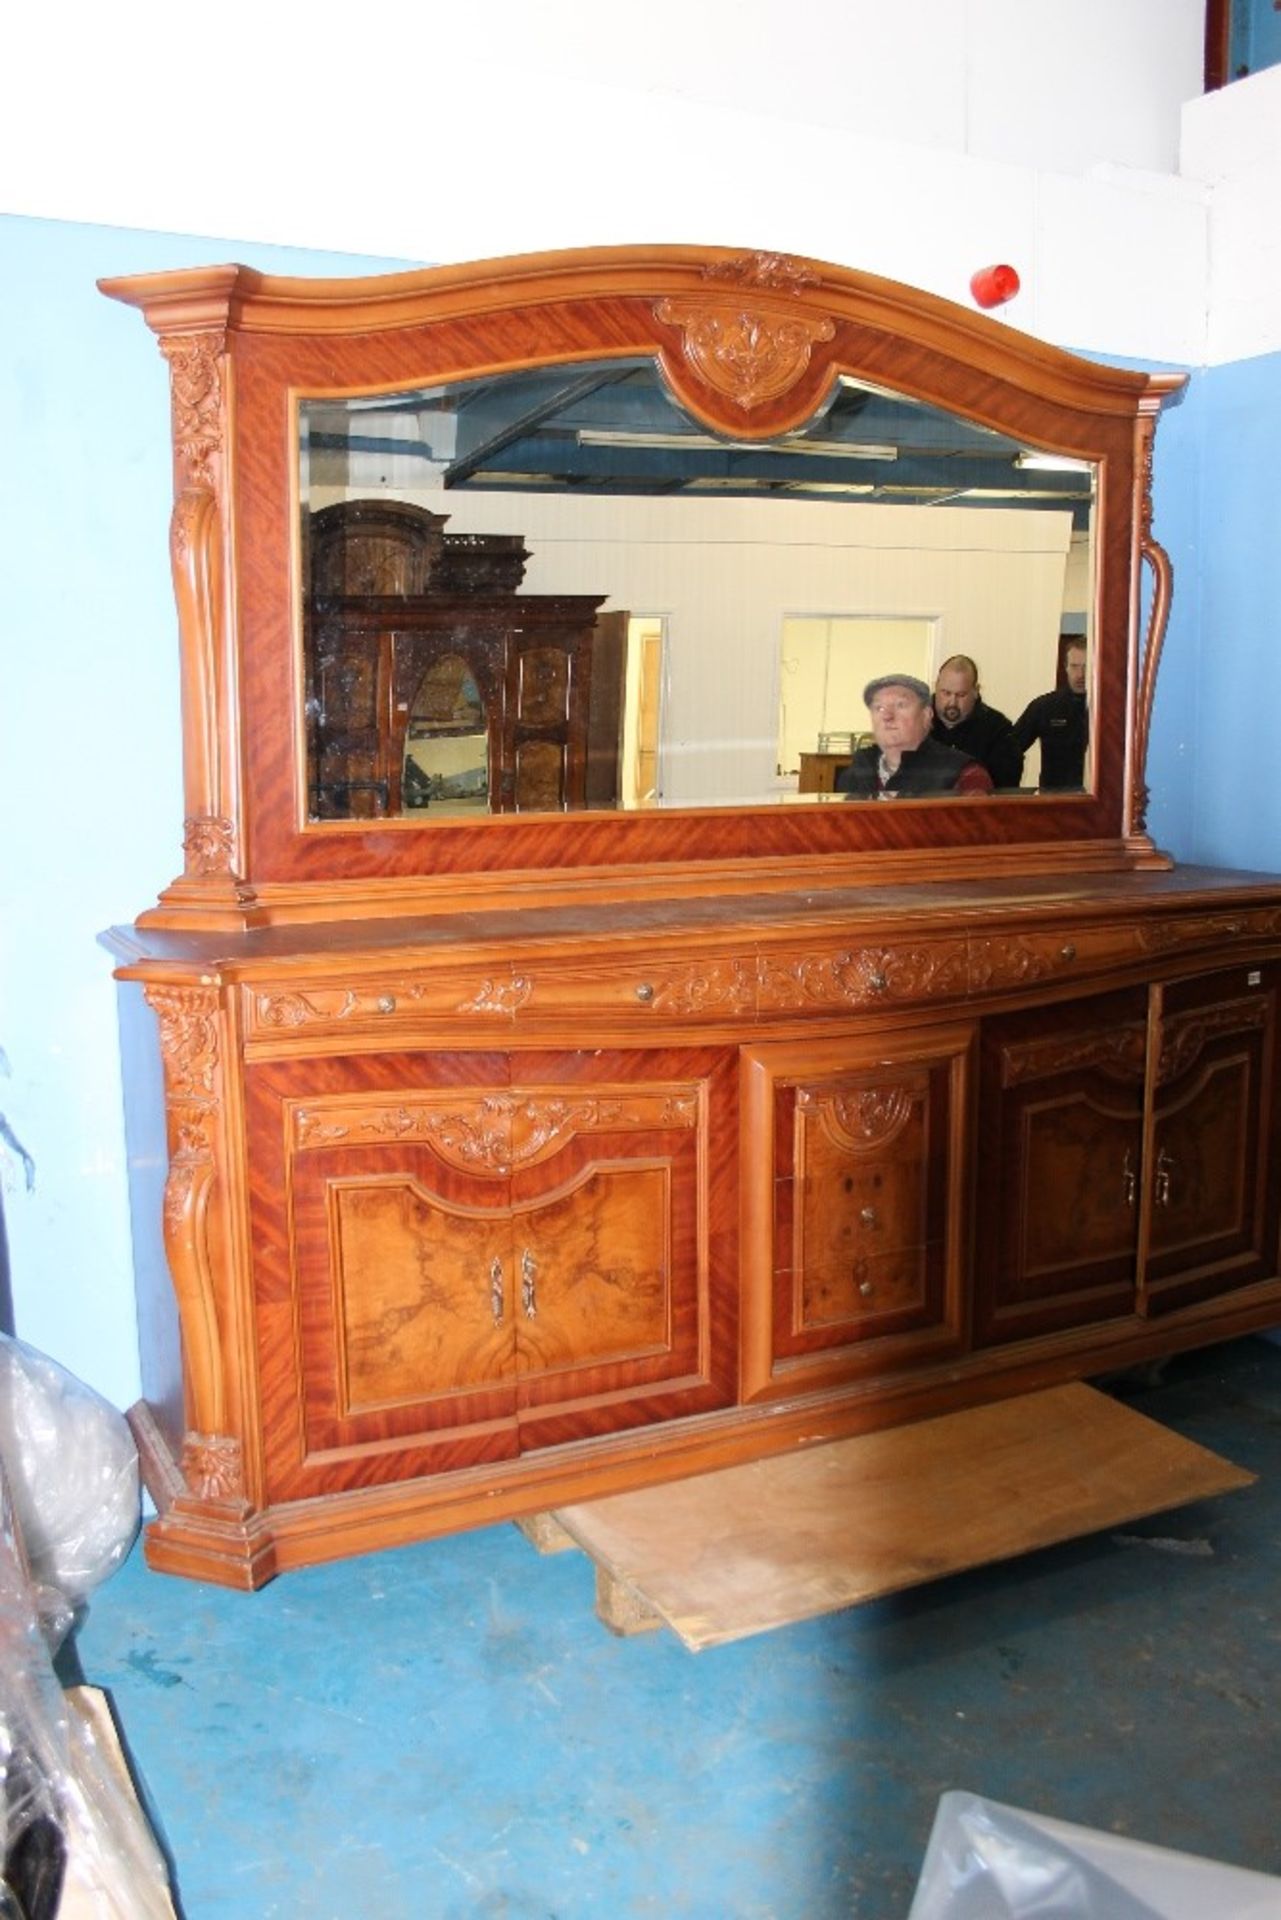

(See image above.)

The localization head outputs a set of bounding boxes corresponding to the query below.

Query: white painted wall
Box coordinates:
[388,489,1069,801]
[1,2,1211,363]
[1182,65,1281,363]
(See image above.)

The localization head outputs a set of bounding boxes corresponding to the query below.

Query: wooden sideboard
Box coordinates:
[96,242,1278,1588]
[107,866,1281,1587]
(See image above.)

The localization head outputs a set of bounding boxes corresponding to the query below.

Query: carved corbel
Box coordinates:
[144,983,246,1506]
[156,331,247,905]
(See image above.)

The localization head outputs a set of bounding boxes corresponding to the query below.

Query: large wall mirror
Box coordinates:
[300,361,1097,821]
[100,245,1183,915]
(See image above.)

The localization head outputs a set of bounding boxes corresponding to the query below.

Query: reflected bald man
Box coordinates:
[836,674,994,799]
[932,655,1024,790]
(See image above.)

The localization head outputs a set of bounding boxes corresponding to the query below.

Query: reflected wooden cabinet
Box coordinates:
[975,964,1281,1345]
[307,502,614,816]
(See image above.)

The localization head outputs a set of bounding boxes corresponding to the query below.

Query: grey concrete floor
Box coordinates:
[65,1336,1281,1919]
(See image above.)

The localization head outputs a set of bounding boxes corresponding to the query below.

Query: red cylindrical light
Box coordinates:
[970,264,1021,309]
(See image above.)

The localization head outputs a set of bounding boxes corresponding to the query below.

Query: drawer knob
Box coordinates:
[858,1280,874,1298]
[1059,944,1077,963]
[868,970,888,994]
[635,982,655,1004]
[376,993,397,1014]
[860,1206,878,1227]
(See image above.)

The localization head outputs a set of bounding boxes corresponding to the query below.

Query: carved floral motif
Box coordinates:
[653,961,756,1016]
[759,943,968,1010]
[290,1089,699,1173]
[968,937,1079,991]
[457,977,534,1015]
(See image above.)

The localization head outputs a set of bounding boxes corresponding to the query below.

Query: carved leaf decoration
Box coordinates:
[160,333,224,489]
[181,1431,244,1503]
[703,252,823,293]
[1000,1026,1148,1089]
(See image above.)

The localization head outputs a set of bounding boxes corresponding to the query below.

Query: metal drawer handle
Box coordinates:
[635,982,655,1004]
[490,1256,504,1324]
[1155,1147,1175,1207]
[1122,1149,1136,1208]
[521,1247,538,1319]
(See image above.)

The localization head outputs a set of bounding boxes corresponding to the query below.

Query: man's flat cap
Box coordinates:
[863,673,932,707]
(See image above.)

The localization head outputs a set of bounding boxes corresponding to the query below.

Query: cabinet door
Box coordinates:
[247,1051,524,1502]
[974,989,1148,1346]
[509,1047,737,1449]
[741,1028,972,1402]
[1144,965,1281,1314]
[246,1047,731,1500]
[503,625,590,811]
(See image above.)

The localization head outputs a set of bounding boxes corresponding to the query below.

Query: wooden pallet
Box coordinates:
[520,1385,1254,1651]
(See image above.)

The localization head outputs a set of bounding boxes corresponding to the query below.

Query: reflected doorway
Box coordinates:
[622,616,665,807]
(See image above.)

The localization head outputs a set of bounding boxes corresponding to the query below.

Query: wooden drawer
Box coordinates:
[242,969,536,1044]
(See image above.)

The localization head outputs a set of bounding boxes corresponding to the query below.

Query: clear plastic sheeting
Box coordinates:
[0,1459,176,1919]
[909,1791,1281,1920]
[0,1337,139,1614]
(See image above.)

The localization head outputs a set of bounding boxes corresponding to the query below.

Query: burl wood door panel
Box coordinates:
[1145,965,1281,1314]
[974,989,1148,1345]
[740,1028,972,1401]
[509,1046,738,1450]
[246,1046,734,1499]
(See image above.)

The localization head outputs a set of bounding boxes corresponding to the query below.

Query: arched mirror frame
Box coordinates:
[100,245,1185,930]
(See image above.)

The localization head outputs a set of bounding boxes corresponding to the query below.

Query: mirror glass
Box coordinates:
[300,360,1096,820]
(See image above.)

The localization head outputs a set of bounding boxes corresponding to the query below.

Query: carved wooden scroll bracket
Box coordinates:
[1128,424,1175,839]
[144,982,246,1506]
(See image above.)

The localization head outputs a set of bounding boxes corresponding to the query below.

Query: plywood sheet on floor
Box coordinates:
[553,1383,1254,1649]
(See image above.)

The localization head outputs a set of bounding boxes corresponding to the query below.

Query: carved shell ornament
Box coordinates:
[655,252,834,411]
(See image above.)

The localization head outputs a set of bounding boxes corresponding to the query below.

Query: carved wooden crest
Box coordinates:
[655,257,834,412]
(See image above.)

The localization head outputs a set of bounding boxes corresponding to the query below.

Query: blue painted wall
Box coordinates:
[1184,350,1281,872]
[0,217,413,1407]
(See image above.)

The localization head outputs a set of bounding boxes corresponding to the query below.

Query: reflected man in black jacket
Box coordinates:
[1011,641,1089,791]
[932,655,1024,790]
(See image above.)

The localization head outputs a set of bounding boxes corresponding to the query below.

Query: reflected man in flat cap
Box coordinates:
[836,673,994,799]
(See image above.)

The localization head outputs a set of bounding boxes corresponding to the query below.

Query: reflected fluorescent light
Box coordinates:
[1015,451,1093,472]
[576,429,898,459]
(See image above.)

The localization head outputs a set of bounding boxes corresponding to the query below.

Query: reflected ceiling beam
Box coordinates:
[443,368,633,486]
